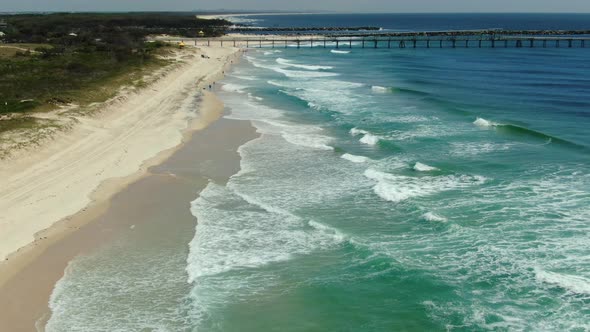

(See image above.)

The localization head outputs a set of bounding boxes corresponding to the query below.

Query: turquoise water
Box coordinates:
[188,48,590,331]
[46,17,590,332]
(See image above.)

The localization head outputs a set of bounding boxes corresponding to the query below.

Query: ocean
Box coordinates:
[46,14,590,331]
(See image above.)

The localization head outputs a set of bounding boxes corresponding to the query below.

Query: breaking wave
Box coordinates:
[276,58,334,70]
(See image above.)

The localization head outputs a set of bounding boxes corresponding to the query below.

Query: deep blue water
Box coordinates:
[239,13,590,31]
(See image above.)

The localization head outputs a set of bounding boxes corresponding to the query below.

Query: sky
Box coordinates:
[1,0,590,13]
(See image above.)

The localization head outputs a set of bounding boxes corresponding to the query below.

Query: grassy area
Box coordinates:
[0,43,169,115]
[0,44,53,58]
[0,13,229,155]
[0,13,228,118]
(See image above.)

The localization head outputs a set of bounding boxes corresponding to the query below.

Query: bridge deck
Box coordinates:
[160,34,590,49]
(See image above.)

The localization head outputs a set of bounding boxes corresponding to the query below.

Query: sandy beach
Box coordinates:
[197,12,318,21]
[0,44,247,331]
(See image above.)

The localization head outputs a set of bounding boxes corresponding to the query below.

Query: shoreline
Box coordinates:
[0,44,246,331]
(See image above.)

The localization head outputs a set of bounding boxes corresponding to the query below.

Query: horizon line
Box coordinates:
[2,11,590,14]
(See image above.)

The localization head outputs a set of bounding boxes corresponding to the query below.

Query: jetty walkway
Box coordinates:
[161,30,590,49]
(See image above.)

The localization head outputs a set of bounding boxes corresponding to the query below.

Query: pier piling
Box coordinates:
[189,34,589,51]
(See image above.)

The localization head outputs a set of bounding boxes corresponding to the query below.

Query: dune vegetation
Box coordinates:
[0,13,229,135]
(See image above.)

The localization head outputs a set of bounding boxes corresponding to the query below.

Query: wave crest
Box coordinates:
[364,168,486,203]
[351,128,381,146]
[341,153,369,163]
[414,162,439,172]
[535,268,590,295]
[422,212,448,223]
[371,85,391,93]
[276,58,334,71]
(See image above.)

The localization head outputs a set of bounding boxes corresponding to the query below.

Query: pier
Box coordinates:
[191,36,589,49]
[161,30,590,49]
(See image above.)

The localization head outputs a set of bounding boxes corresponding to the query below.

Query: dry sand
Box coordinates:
[197,12,317,21]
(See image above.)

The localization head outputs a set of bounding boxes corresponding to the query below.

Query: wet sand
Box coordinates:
[0,116,258,331]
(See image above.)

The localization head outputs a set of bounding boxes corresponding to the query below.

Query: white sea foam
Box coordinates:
[254,118,333,151]
[450,142,514,156]
[246,56,338,78]
[364,168,486,203]
[371,85,391,93]
[247,93,264,101]
[422,212,448,223]
[269,75,365,115]
[308,220,347,243]
[187,183,308,281]
[224,100,283,121]
[186,181,350,327]
[350,127,368,136]
[275,68,339,78]
[341,153,369,163]
[232,74,257,81]
[414,162,439,172]
[359,133,380,146]
[46,233,193,331]
[221,83,247,93]
[282,133,334,150]
[350,127,381,146]
[535,268,590,295]
[473,117,497,128]
[276,58,334,70]
[331,50,351,54]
